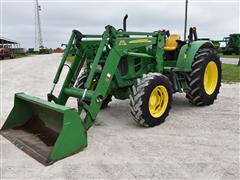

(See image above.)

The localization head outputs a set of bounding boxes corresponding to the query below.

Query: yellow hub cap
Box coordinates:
[148,85,169,118]
[204,61,218,95]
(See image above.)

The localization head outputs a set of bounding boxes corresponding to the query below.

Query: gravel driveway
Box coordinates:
[0,54,239,179]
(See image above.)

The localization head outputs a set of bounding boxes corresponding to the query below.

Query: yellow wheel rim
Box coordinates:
[91,80,107,100]
[90,80,97,90]
[148,85,169,118]
[204,61,218,95]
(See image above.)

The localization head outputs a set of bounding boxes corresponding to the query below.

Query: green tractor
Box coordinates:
[39,46,50,54]
[0,15,221,165]
[222,33,240,55]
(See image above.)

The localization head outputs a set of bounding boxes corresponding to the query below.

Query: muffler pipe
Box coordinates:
[123,14,128,31]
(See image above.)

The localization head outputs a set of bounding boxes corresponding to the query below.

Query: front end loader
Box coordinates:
[0,16,222,165]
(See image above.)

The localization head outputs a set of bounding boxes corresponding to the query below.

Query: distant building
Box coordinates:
[0,37,25,54]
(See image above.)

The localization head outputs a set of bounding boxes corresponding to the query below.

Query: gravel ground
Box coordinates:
[0,54,239,180]
[221,57,239,65]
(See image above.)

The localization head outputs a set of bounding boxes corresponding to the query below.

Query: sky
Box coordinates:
[0,0,239,49]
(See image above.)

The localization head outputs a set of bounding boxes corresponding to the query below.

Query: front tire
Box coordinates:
[186,48,222,106]
[130,73,172,127]
[75,71,112,109]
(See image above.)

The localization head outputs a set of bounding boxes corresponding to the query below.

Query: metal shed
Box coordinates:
[0,37,24,53]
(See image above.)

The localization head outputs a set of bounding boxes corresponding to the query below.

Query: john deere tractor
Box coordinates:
[222,33,240,55]
[0,15,221,165]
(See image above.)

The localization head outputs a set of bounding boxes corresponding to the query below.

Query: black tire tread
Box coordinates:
[129,73,171,127]
[186,48,222,106]
[75,71,112,109]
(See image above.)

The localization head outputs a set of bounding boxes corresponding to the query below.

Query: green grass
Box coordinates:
[222,64,240,82]
[219,53,240,59]
[67,55,74,63]
[15,53,28,59]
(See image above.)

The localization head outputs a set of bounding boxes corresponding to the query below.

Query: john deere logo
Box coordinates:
[119,40,127,46]
[184,53,187,59]
[129,39,152,44]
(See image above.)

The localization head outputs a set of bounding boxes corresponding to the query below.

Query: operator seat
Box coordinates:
[164,34,181,51]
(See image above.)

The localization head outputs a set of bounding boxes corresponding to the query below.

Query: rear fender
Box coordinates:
[176,41,214,72]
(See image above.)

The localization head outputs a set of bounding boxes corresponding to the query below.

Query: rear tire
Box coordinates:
[186,48,222,106]
[129,73,172,127]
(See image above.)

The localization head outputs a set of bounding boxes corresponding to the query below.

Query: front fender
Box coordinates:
[176,41,214,72]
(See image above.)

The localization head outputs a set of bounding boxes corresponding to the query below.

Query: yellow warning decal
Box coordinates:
[184,53,187,59]
[119,40,127,46]
[129,39,152,44]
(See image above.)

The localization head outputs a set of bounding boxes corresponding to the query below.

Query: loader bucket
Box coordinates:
[0,93,87,166]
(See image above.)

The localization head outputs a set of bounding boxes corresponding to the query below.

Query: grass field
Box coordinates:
[221,64,240,82]
[15,53,28,59]
[67,55,74,62]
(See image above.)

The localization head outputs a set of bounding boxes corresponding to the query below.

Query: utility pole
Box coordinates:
[184,0,188,41]
[34,0,43,51]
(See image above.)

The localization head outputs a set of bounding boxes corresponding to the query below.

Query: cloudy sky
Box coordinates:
[1,0,239,48]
